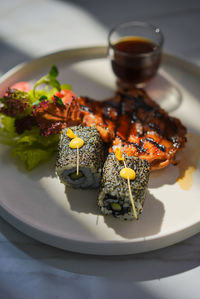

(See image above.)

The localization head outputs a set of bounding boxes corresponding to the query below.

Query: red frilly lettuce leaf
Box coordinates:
[33,97,83,136]
[0,88,31,117]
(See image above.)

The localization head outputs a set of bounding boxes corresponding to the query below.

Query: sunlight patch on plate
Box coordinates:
[65,58,116,99]
[0,48,200,254]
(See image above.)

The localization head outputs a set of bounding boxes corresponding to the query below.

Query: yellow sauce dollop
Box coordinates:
[120,167,136,180]
[115,147,125,161]
[69,137,84,149]
[66,128,76,139]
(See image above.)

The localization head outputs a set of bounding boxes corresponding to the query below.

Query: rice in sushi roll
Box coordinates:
[98,153,150,220]
[56,125,106,189]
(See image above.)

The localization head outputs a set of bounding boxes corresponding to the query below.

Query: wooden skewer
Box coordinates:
[77,146,79,175]
[123,158,127,168]
[114,150,138,220]
[123,156,138,220]
[127,177,138,220]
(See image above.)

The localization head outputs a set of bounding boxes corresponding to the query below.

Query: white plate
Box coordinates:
[0,46,200,255]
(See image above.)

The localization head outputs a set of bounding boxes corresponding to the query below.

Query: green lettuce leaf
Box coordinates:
[12,145,56,170]
[0,115,16,137]
[0,65,72,170]
[0,115,17,146]
[0,118,59,170]
[12,127,59,170]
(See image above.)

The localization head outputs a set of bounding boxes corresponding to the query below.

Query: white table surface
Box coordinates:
[0,0,200,298]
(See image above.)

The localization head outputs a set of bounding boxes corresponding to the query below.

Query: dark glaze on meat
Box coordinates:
[77,87,187,170]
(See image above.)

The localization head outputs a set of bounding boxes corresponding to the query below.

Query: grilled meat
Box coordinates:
[77,87,187,170]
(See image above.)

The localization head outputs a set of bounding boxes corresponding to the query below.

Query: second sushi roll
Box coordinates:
[98,153,150,220]
[56,125,106,189]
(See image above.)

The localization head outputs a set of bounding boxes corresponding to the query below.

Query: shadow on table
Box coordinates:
[0,38,31,74]
[66,189,165,239]
[102,191,165,239]
[0,28,200,281]
[0,215,200,282]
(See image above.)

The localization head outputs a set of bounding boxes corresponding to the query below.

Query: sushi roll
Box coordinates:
[56,125,106,189]
[98,153,150,220]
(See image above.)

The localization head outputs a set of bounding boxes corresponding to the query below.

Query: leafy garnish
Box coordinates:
[33,65,61,96]
[38,95,48,102]
[15,115,37,134]
[61,83,71,90]
[0,89,31,117]
[54,95,65,106]
[33,95,49,107]
[0,65,75,170]
[12,146,55,170]
[0,115,17,146]
[11,127,59,170]
[49,65,58,77]
[33,97,82,136]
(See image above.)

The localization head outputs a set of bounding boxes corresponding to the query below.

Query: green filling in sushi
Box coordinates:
[98,153,150,220]
[56,125,106,189]
[69,171,84,180]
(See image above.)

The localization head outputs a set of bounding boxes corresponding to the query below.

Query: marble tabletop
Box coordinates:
[0,0,200,298]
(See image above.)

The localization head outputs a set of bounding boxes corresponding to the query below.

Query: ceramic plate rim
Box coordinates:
[0,45,200,255]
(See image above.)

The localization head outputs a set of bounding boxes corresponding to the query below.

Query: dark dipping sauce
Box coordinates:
[110,37,162,84]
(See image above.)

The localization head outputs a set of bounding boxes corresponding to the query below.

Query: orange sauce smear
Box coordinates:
[176,133,200,190]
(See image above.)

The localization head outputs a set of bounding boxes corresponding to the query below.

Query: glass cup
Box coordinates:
[108,21,164,88]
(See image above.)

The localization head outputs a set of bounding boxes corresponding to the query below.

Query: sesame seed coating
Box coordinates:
[98,153,150,220]
[56,125,106,188]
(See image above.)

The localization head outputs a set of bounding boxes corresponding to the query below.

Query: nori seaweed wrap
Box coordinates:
[98,153,150,220]
[56,125,106,188]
